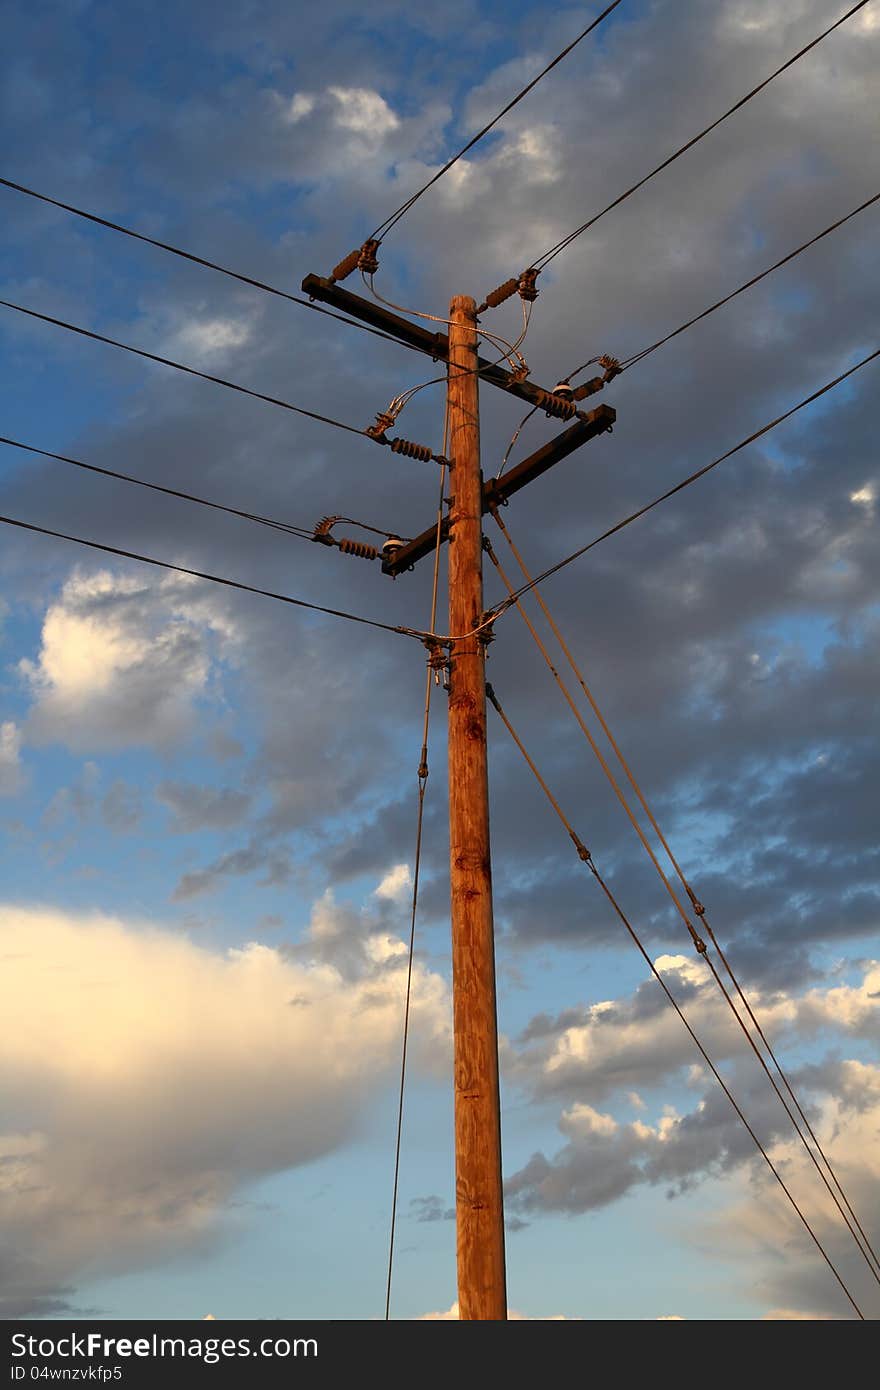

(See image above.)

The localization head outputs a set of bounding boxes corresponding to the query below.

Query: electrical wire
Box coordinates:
[0,511,426,641]
[490,508,880,1284]
[368,0,625,242]
[0,298,367,437]
[561,190,880,384]
[0,434,318,540]
[495,346,880,612]
[485,683,866,1320]
[383,301,533,426]
[385,407,450,1321]
[365,273,530,371]
[528,0,871,272]
[0,174,440,363]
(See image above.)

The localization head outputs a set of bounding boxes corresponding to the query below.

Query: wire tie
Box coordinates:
[570,831,592,863]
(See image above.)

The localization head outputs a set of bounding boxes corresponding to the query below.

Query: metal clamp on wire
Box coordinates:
[310,515,381,562]
[517,267,540,302]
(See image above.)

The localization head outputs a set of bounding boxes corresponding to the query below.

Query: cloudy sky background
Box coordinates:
[0,0,878,1319]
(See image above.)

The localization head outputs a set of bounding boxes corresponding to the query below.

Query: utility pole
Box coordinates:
[301,267,616,1320]
[446,295,507,1320]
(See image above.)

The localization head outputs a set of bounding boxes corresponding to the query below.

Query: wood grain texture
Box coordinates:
[446,294,507,1320]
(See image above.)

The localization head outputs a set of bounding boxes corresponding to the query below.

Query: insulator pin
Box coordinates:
[518,267,540,302]
[537,389,577,420]
[390,436,433,462]
[337,536,378,560]
[358,239,381,274]
[329,248,361,284]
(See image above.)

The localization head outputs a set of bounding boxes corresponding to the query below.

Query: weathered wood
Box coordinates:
[446,294,507,1321]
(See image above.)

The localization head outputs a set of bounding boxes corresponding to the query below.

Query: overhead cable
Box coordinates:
[0,298,367,437]
[0,511,423,641]
[496,346,880,611]
[490,508,880,1285]
[0,174,436,360]
[485,683,865,1320]
[519,0,871,278]
[385,410,450,1321]
[563,189,880,384]
[367,0,626,242]
[0,434,316,540]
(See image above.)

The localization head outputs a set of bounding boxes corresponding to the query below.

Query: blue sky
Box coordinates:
[1,0,878,1321]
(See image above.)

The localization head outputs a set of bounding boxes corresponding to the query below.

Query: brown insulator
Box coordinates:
[479,278,519,313]
[537,389,577,420]
[329,248,361,284]
[337,536,378,560]
[357,239,381,274]
[571,376,604,401]
[517,267,540,302]
[390,436,433,462]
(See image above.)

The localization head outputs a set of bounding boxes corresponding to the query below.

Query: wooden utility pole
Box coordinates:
[300,268,615,1320]
[446,294,507,1320]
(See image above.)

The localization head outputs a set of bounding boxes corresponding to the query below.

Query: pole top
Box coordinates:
[449,294,477,318]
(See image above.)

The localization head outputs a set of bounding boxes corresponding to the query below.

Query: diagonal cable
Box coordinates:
[531,0,872,270]
[497,347,880,611]
[491,506,880,1284]
[486,682,866,1320]
[369,0,625,242]
[384,407,450,1319]
[0,299,367,437]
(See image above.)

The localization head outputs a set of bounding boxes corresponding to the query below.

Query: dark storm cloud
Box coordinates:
[1,0,876,979]
[504,1064,815,1217]
[156,779,252,832]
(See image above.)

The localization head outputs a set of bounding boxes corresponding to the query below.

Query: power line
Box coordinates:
[564,189,880,383]
[485,682,865,1321]
[489,507,880,1285]
[0,298,367,437]
[0,174,437,361]
[385,423,449,1321]
[0,510,424,641]
[496,346,880,611]
[0,434,317,540]
[368,0,625,242]
[528,0,871,272]
[499,189,878,481]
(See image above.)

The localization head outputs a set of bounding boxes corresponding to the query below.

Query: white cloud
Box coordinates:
[166,314,253,364]
[849,482,875,514]
[419,1301,576,1320]
[327,86,399,138]
[20,569,237,752]
[0,897,450,1316]
[284,92,316,123]
[374,862,412,902]
[0,720,24,795]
